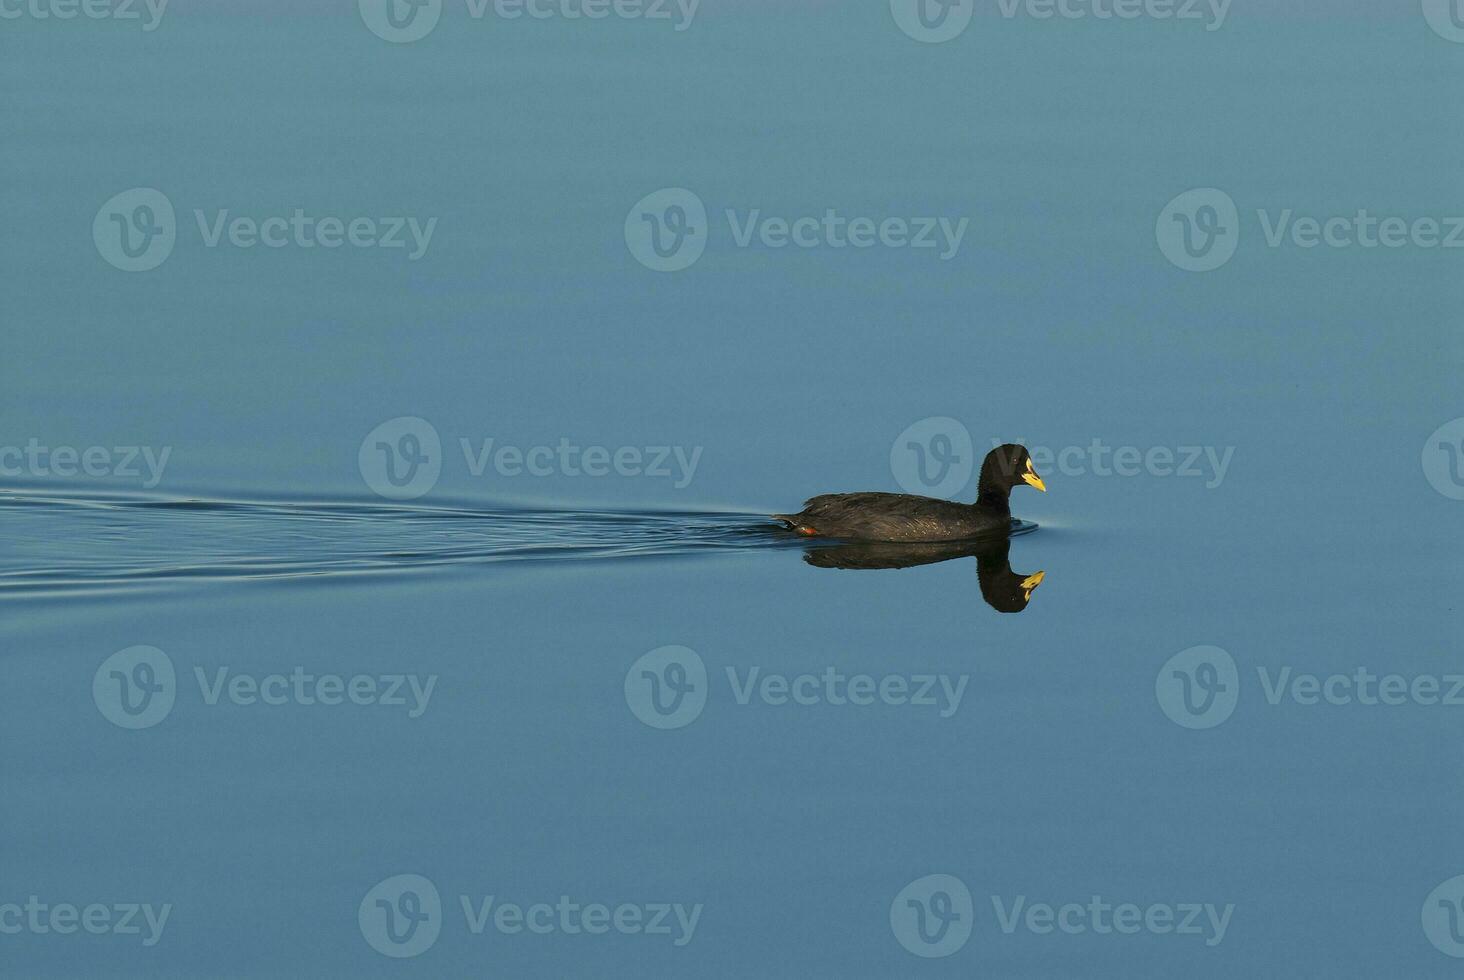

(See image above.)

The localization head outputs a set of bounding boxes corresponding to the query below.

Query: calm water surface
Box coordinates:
[3,3,1463,978]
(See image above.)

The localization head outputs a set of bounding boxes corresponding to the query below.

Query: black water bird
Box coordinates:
[774,444,1046,542]
[802,535,1046,613]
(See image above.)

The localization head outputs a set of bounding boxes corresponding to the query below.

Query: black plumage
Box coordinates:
[801,535,1045,613]
[773,443,1045,542]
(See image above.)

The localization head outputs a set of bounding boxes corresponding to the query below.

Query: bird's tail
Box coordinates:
[771,515,818,536]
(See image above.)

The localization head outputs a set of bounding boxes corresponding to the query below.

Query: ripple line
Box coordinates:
[0,490,798,598]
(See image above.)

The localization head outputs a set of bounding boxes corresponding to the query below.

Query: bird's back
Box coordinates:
[778,492,1007,542]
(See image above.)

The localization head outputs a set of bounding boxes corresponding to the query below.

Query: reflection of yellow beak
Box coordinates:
[1020,570,1045,601]
[1021,460,1047,492]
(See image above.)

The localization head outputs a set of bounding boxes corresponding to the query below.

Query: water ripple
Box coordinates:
[0,490,800,598]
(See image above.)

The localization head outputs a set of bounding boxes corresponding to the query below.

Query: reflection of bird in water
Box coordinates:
[801,534,1046,614]
[774,444,1045,542]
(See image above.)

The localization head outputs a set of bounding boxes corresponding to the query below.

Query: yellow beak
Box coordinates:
[1020,570,1045,600]
[1021,462,1047,492]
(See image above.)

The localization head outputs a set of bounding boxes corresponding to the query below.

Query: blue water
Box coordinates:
[0,491,813,594]
[4,1,1464,977]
